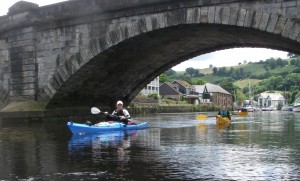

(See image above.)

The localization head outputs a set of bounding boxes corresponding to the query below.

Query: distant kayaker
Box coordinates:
[217,105,231,120]
[104,101,131,125]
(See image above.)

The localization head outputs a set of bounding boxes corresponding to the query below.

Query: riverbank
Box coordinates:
[0,101,223,119]
[128,103,221,114]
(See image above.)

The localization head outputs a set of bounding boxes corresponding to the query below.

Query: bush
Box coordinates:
[148,93,158,100]
[293,68,300,73]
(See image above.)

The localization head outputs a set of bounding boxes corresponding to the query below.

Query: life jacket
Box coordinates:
[113,109,125,116]
[220,110,229,117]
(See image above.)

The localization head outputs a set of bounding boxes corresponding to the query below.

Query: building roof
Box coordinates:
[194,85,205,93]
[204,83,231,95]
[159,82,181,95]
[172,80,193,88]
[258,93,269,98]
[266,93,285,101]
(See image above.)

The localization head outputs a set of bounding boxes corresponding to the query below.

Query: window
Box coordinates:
[268,100,271,107]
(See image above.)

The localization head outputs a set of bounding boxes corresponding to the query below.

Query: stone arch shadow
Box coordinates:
[37,6,300,108]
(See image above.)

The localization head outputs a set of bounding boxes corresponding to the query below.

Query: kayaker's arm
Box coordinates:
[216,111,221,117]
[123,109,131,119]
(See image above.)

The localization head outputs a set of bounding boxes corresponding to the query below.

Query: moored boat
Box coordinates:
[242,106,255,112]
[216,115,230,125]
[281,106,293,111]
[293,97,300,112]
[262,106,277,111]
[67,121,148,134]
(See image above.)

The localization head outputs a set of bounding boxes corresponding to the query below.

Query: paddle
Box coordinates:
[196,114,228,120]
[91,107,102,114]
[196,115,209,120]
[91,107,124,120]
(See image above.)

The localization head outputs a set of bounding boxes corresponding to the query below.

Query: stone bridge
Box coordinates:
[0,0,300,110]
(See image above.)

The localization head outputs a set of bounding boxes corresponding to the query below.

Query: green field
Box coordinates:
[233,79,262,89]
[199,68,213,75]
[239,64,266,75]
[269,65,296,74]
[192,74,224,84]
[174,60,299,87]
[198,63,266,76]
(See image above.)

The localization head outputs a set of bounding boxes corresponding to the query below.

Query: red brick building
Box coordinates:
[194,83,232,107]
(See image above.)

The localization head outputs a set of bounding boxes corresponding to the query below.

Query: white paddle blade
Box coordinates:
[91,107,101,114]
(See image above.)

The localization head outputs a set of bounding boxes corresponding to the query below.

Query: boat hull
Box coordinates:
[67,121,148,134]
[281,106,293,111]
[216,116,230,125]
[293,105,300,112]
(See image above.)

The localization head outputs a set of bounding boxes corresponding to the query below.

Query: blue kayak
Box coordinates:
[67,121,148,134]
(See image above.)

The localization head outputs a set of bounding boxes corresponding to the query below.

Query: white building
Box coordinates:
[258,93,269,107]
[258,93,285,108]
[140,77,160,95]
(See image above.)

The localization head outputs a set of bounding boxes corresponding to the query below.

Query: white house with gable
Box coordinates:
[258,93,285,108]
[140,77,160,96]
[258,93,269,107]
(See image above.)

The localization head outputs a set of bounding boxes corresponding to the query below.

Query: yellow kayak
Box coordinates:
[216,115,230,125]
[237,111,248,117]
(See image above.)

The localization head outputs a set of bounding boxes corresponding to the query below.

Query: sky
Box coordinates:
[0,1,289,71]
[0,0,67,16]
[173,48,288,71]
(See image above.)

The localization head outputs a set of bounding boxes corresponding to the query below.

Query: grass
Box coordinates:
[199,68,213,75]
[175,62,299,86]
[234,79,262,89]
[192,74,224,84]
[269,65,296,74]
[242,64,266,75]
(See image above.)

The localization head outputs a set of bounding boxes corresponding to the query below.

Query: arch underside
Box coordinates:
[46,24,300,108]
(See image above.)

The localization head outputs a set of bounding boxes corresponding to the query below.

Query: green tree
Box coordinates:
[165,69,176,77]
[229,67,235,75]
[276,58,284,67]
[185,67,198,77]
[218,67,227,76]
[268,76,284,90]
[253,85,267,95]
[291,58,300,67]
[242,86,249,95]
[291,90,300,104]
[196,79,206,85]
[212,67,218,75]
[159,74,171,83]
[236,89,246,105]
[283,73,299,91]
[290,59,297,66]
[220,80,234,94]
[263,64,269,71]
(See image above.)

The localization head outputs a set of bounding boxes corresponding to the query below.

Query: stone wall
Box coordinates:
[8,27,37,100]
[0,40,9,107]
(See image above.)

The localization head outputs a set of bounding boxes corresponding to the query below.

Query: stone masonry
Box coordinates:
[0,0,299,110]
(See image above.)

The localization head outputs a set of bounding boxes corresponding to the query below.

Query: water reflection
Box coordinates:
[0,112,300,180]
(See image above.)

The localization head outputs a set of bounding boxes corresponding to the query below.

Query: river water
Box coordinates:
[0,111,300,180]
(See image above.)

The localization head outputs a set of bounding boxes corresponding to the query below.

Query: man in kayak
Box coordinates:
[104,101,131,125]
[217,105,231,120]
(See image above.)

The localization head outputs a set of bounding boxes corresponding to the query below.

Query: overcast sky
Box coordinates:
[0,0,67,15]
[0,1,289,71]
[173,48,288,71]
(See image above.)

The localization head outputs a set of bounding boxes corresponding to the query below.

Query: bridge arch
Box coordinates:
[37,6,300,108]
